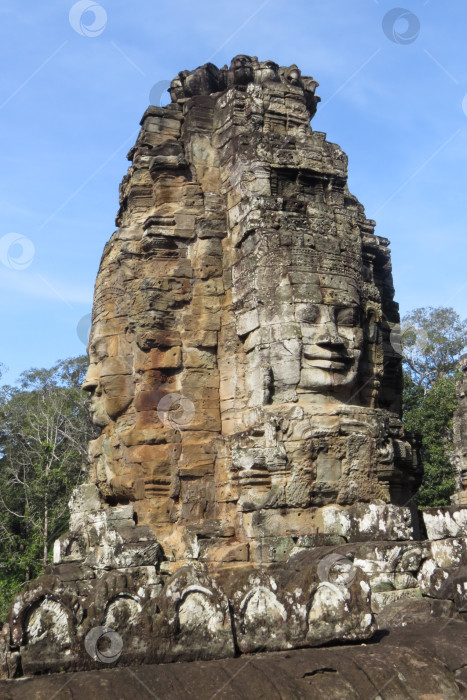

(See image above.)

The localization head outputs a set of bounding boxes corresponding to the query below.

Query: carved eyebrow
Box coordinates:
[89,338,108,359]
[336,307,361,323]
[335,305,359,312]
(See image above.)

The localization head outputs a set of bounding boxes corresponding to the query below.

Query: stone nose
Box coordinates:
[82,364,100,394]
[317,331,344,346]
[316,315,343,346]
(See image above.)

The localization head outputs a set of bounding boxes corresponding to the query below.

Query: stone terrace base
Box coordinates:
[0,620,466,699]
[1,492,467,678]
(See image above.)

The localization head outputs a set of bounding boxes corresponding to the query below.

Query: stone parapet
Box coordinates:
[423,505,467,540]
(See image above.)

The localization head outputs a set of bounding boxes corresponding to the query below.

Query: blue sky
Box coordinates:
[0,0,466,384]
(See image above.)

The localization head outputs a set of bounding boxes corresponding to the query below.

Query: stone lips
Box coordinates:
[0,57,466,680]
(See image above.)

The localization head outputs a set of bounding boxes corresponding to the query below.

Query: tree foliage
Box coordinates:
[403,372,458,507]
[401,307,466,508]
[0,356,96,618]
[401,306,467,391]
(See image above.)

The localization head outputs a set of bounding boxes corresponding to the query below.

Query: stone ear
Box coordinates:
[365,310,378,343]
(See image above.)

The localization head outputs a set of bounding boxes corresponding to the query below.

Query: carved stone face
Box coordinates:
[256,60,280,84]
[298,302,364,392]
[82,326,134,427]
[169,75,184,102]
[230,55,255,85]
[181,63,220,97]
[239,243,366,402]
[285,65,302,86]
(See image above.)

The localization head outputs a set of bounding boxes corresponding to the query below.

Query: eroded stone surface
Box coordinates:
[423,506,467,540]
[322,502,414,541]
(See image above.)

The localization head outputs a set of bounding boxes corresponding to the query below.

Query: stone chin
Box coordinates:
[88,400,111,428]
[88,394,133,427]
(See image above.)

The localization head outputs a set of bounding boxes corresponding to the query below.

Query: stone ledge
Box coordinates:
[1,621,465,699]
[322,503,414,542]
[423,506,467,540]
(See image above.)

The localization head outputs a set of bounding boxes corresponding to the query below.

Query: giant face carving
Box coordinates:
[233,236,370,406]
[298,301,364,393]
[83,337,134,428]
[230,55,255,85]
[82,325,135,428]
[255,60,280,84]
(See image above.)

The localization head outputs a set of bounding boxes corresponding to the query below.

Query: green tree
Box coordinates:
[0,356,96,618]
[400,307,466,507]
[403,372,458,507]
[401,306,467,391]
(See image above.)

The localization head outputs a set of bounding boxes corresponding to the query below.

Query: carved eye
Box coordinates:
[298,304,320,323]
[88,342,101,361]
[90,338,108,361]
[336,307,361,327]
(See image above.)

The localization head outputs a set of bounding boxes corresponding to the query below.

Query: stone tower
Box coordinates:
[4,57,466,680]
[81,55,420,562]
